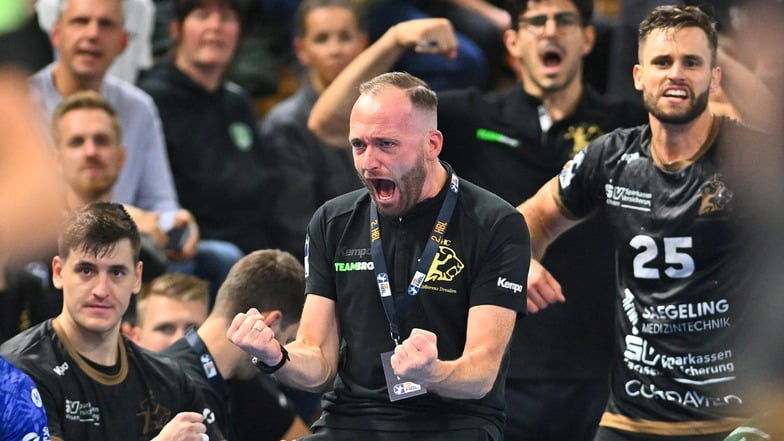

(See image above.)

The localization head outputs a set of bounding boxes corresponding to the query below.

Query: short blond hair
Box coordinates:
[51,90,122,144]
[135,273,210,325]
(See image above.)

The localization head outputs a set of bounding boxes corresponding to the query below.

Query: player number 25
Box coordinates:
[630,235,694,279]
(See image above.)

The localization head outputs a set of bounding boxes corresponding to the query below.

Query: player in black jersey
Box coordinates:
[163,249,310,441]
[519,5,775,441]
[1,202,223,441]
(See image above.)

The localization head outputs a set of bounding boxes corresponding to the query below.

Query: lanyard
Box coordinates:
[184,327,223,394]
[370,172,460,344]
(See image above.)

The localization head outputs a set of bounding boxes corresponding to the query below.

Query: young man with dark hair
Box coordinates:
[0,202,223,441]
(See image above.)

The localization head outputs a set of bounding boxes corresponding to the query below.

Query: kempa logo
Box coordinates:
[342,247,371,257]
[334,261,374,272]
[497,277,524,294]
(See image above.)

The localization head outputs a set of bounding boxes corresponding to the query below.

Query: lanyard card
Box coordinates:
[380,351,427,402]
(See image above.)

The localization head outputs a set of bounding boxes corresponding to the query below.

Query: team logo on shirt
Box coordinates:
[393,381,423,395]
[425,241,464,283]
[229,122,253,152]
[699,174,733,215]
[566,124,603,158]
[138,395,174,435]
[31,387,43,407]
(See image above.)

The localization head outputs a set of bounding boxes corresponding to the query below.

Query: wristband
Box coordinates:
[251,345,289,374]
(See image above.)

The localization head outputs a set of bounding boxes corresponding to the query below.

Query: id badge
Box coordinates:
[380,351,427,402]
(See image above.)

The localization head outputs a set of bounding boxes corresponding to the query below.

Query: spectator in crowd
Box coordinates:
[307,17,456,146]
[137,0,279,255]
[36,0,155,83]
[0,202,223,441]
[165,249,310,441]
[260,0,366,260]
[128,272,210,351]
[31,0,243,293]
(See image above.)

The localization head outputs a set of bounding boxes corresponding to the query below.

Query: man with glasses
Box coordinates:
[306,1,646,439]
[519,9,581,31]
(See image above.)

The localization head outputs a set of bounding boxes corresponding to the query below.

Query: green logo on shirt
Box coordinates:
[229,122,253,151]
[334,261,375,272]
[476,128,519,148]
